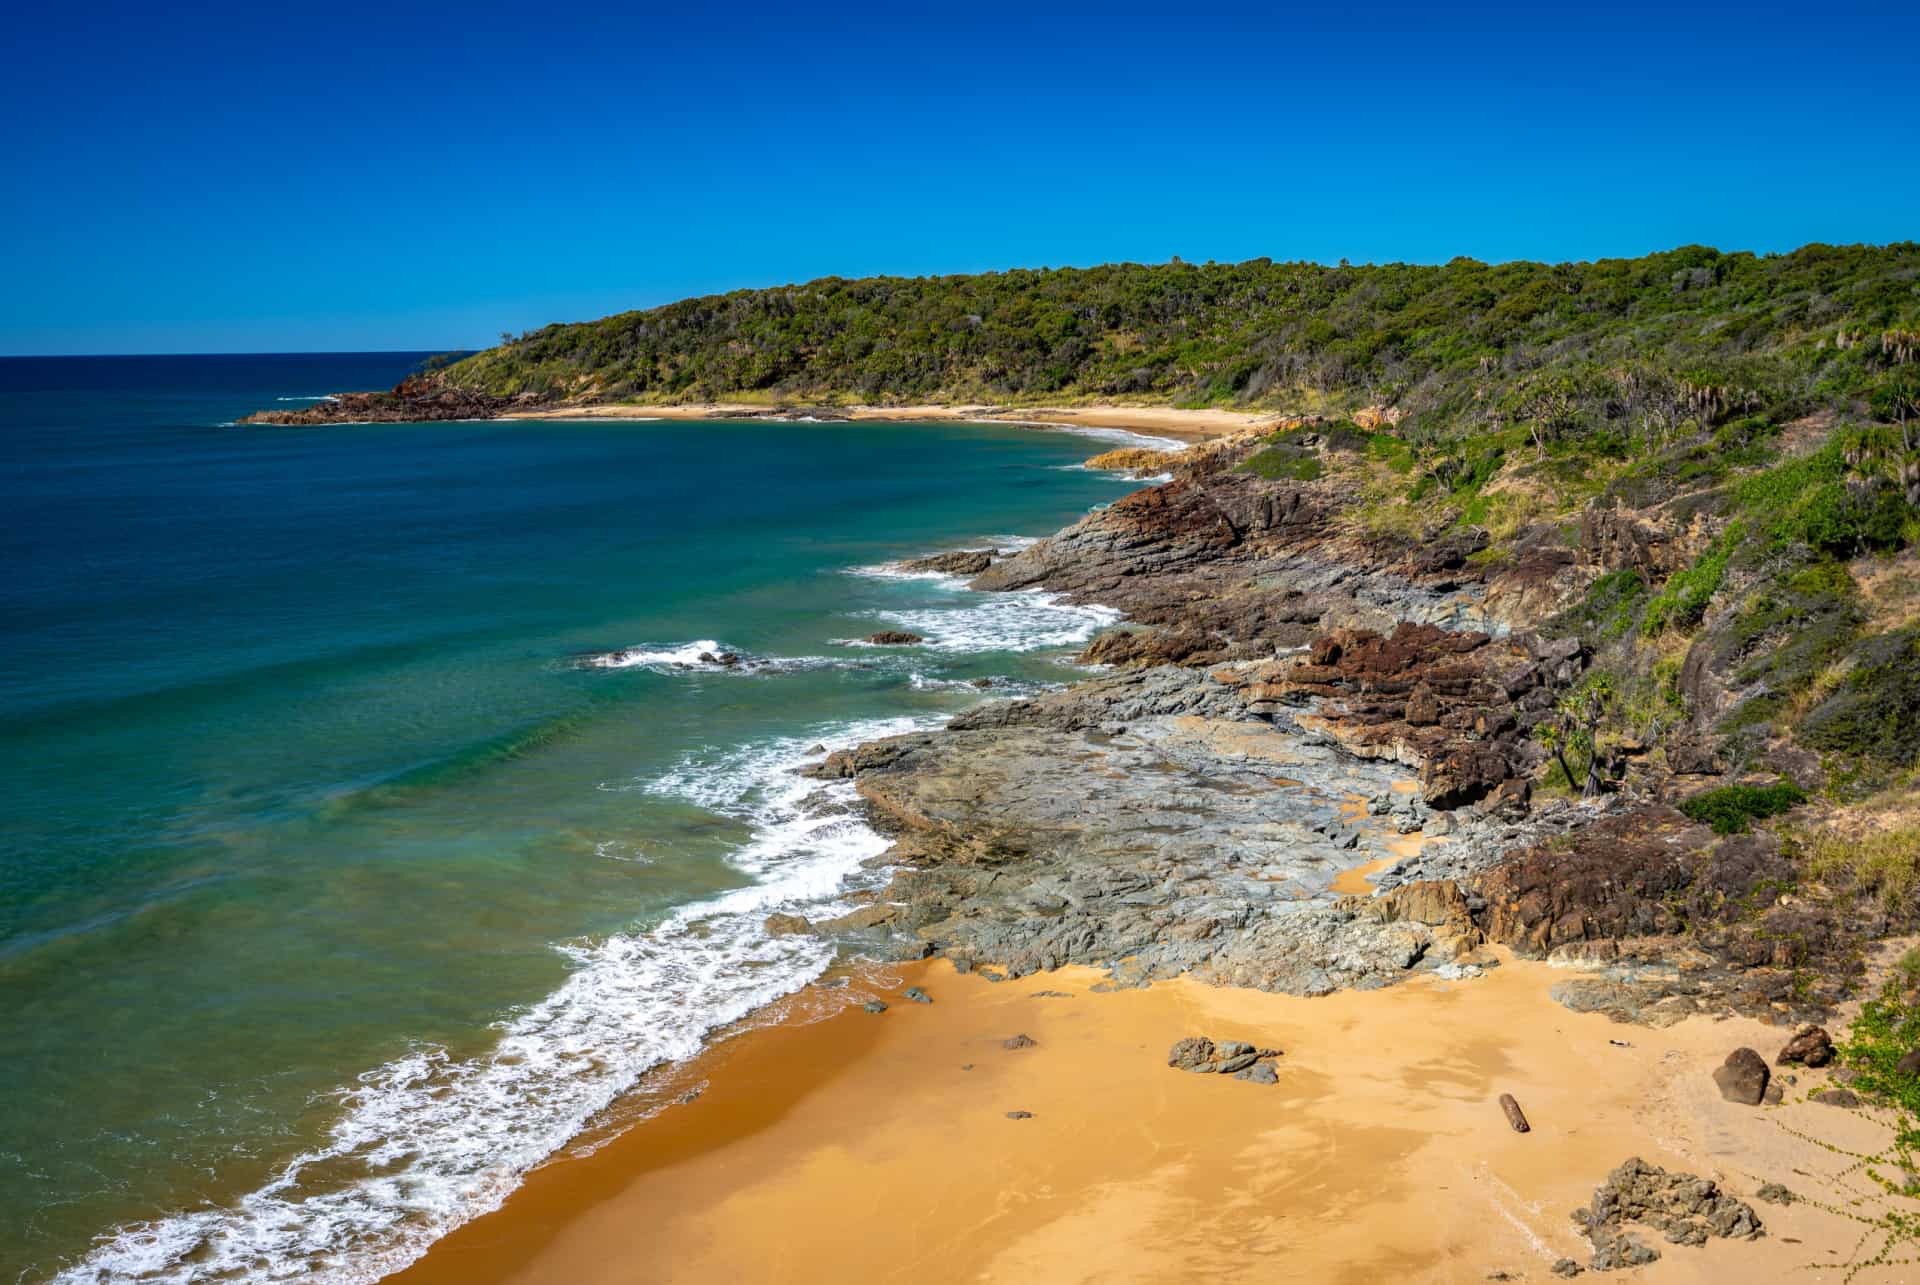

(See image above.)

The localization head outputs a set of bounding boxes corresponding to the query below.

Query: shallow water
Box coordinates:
[0,355,1151,1282]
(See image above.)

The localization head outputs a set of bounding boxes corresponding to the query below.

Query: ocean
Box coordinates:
[0,354,1158,1282]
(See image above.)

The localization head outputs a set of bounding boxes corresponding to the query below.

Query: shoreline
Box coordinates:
[391,956,1881,1285]
[497,400,1271,443]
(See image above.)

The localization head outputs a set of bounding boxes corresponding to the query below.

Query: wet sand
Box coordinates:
[391,957,1891,1285]
[501,401,1277,443]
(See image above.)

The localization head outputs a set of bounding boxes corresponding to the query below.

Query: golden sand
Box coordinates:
[391,956,1895,1285]
[500,401,1276,442]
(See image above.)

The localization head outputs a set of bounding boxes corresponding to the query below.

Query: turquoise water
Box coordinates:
[0,355,1155,1283]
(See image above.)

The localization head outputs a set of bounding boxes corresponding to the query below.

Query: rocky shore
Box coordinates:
[779,424,1883,1034]
[389,420,1920,1285]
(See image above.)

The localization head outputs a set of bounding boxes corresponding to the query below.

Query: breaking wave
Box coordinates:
[52,717,932,1285]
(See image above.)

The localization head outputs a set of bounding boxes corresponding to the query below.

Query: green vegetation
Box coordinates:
[1679,780,1809,833]
[1838,949,1920,1128]
[1644,523,1743,634]
[1567,569,1648,640]
[443,246,1920,438]
[1240,446,1322,481]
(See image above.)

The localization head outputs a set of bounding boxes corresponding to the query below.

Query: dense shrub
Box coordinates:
[1240,446,1322,481]
[1679,780,1809,834]
[442,245,1920,438]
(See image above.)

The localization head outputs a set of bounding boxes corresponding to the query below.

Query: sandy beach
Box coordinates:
[499,401,1276,443]
[390,954,1898,1285]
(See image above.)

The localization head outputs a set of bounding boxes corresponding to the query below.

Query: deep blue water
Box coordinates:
[0,354,1150,1283]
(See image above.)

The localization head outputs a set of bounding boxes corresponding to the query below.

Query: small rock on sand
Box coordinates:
[863,1000,888,1014]
[1550,1259,1582,1278]
[1002,1033,1037,1050]
[1755,1183,1794,1205]
[904,986,932,1004]
[1711,1047,1769,1105]
[1168,1037,1216,1070]
[1005,1110,1034,1120]
[1776,1024,1834,1067]
[1814,1087,1861,1108]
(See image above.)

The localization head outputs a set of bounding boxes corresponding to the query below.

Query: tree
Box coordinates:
[1534,674,1620,798]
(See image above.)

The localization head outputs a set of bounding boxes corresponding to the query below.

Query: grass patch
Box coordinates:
[1808,823,1920,912]
[1679,779,1808,834]
[1240,445,1322,481]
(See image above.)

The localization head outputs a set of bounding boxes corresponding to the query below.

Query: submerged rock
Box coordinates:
[863,630,925,645]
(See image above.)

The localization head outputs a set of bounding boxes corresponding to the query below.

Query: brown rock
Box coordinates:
[1167,1036,1216,1071]
[1405,682,1440,726]
[763,913,812,936]
[863,630,925,645]
[1712,1048,1770,1106]
[1776,1025,1834,1068]
[1002,1033,1037,1050]
[900,550,996,576]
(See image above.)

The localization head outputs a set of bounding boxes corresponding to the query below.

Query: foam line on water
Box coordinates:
[51,716,935,1285]
[864,589,1120,653]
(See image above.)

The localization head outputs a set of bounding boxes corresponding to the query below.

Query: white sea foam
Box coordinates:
[844,534,1041,584]
[1000,422,1184,452]
[867,588,1120,653]
[275,394,340,402]
[1053,463,1176,484]
[51,716,933,1285]
[592,839,653,864]
[578,643,906,677]
[581,639,730,670]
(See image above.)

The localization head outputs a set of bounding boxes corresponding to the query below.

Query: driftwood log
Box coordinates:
[1499,1093,1531,1133]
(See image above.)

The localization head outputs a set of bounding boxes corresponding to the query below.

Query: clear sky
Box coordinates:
[4,0,1916,355]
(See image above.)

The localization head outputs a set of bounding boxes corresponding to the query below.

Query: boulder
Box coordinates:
[1712,1048,1770,1106]
[863,630,925,645]
[1572,1156,1761,1269]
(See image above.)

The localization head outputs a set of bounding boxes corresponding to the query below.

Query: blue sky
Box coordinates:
[4,0,1916,355]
